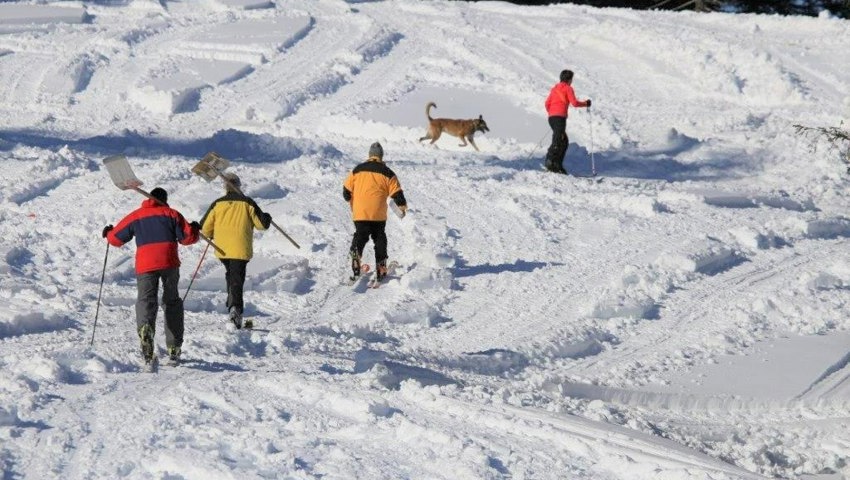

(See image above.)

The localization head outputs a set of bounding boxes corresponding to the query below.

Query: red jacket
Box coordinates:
[107,199,199,274]
[545,82,588,117]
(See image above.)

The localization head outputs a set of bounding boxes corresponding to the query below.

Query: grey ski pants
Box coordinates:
[136,267,183,348]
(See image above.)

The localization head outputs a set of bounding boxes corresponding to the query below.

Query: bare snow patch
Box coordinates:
[176,16,313,64]
[0,5,87,26]
[655,238,744,275]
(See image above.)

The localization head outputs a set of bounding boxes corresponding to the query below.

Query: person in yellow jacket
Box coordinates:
[199,173,271,329]
[343,142,407,282]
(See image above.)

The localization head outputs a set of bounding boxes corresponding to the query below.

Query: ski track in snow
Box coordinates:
[1,1,849,479]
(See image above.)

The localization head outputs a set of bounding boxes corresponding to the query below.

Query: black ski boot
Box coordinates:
[349,251,362,282]
[228,307,243,329]
[376,260,388,282]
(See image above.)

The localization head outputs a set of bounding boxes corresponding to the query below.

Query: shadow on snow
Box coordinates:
[453,258,554,280]
[0,128,342,164]
[489,138,754,182]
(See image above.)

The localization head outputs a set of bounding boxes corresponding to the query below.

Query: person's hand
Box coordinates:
[399,205,407,219]
[586,99,592,108]
[102,225,113,238]
[261,212,272,226]
[189,221,200,233]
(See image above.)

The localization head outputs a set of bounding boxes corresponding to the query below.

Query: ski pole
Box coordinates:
[524,130,550,164]
[589,106,596,176]
[183,242,210,302]
[91,242,110,347]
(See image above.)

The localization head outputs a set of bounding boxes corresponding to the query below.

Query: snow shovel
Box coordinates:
[192,152,301,249]
[102,155,225,255]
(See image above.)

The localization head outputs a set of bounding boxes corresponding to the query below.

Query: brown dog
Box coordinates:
[419,102,490,151]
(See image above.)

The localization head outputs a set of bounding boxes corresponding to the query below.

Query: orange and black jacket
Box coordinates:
[199,192,271,261]
[343,157,406,221]
[106,198,199,274]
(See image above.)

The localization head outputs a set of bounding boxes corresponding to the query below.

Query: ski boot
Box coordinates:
[166,345,181,366]
[138,324,157,371]
[376,260,388,282]
[228,307,243,330]
[349,251,362,283]
[138,324,154,362]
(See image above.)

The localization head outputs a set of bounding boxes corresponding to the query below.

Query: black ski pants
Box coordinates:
[350,221,388,265]
[136,267,183,348]
[545,115,568,171]
[221,259,249,314]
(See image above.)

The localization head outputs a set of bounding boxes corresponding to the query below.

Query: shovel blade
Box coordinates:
[191,152,230,182]
[103,155,143,190]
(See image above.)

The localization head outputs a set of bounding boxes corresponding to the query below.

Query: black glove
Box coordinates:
[102,225,113,238]
[586,99,592,108]
[189,221,200,233]
[261,212,272,227]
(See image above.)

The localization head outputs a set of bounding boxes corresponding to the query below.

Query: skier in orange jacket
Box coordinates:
[343,142,407,282]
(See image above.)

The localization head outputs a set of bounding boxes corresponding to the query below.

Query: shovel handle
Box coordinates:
[194,154,302,250]
[271,219,301,249]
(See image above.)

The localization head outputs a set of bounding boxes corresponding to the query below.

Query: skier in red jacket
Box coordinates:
[102,187,199,367]
[544,69,591,174]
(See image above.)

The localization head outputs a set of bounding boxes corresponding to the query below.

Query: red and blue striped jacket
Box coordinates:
[106,198,199,274]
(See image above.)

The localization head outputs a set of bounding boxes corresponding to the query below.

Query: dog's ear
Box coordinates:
[479,115,483,120]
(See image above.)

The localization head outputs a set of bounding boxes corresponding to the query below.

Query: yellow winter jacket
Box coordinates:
[343,157,406,221]
[200,192,270,260]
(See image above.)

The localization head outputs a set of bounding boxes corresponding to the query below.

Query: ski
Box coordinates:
[573,174,603,183]
[345,263,371,286]
[367,261,400,289]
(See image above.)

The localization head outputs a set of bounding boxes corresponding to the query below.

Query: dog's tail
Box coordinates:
[426,102,437,121]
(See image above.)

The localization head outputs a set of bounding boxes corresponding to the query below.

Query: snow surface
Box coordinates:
[0,0,848,478]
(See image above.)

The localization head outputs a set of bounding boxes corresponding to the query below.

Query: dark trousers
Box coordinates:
[545,116,568,171]
[350,221,388,265]
[136,267,183,348]
[221,259,249,314]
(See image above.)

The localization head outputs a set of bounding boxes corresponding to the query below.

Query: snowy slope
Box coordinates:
[0,0,849,478]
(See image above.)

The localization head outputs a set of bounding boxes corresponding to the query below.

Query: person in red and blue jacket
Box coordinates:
[544,69,591,174]
[102,187,199,366]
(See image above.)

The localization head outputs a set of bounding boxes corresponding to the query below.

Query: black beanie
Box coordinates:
[150,187,168,204]
[560,69,574,83]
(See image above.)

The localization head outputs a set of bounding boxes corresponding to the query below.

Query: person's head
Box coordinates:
[559,69,574,84]
[223,172,241,193]
[368,142,384,161]
[150,187,168,204]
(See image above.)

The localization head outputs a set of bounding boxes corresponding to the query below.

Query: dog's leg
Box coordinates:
[467,136,480,152]
[429,129,442,145]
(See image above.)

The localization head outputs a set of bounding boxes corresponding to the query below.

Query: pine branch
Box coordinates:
[793,122,850,171]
